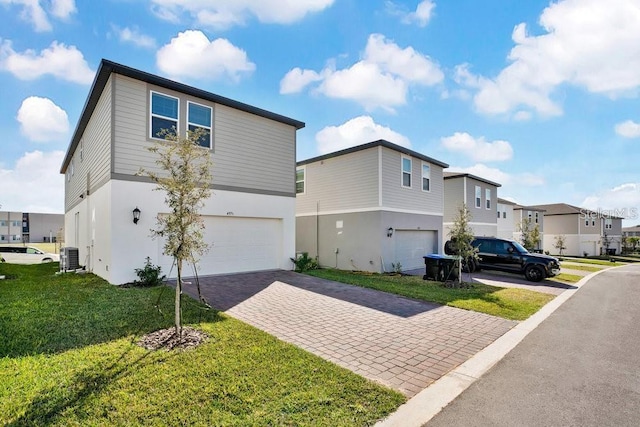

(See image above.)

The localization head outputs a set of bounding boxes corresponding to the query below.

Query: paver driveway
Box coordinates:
[182,270,516,397]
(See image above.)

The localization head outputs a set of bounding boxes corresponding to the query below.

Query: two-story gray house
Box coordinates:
[60,59,304,284]
[295,140,448,272]
[443,172,501,239]
[530,203,623,256]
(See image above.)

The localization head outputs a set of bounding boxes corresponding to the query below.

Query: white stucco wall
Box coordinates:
[108,179,296,285]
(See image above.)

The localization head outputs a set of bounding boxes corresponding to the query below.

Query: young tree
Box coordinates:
[629,236,640,253]
[141,128,213,337]
[448,204,478,285]
[518,218,541,252]
[554,235,567,256]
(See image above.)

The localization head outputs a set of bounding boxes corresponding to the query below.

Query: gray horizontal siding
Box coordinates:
[112,76,296,195]
[381,147,444,213]
[443,177,465,222]
[65,75,112,211]
[466,177,498,224]
[296,147,379,214]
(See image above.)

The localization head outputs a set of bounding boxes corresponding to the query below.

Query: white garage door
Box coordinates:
[394,230,437,270]
[159,216,282,276]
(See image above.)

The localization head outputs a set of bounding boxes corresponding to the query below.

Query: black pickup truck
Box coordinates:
[445,237,561,282]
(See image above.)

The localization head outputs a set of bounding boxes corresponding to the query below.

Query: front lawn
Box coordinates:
[0,263,404,426]
[559,262,603,272]
[306,269,554,321]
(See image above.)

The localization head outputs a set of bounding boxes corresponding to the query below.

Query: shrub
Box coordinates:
[391,262,403,274]
[291,252,319,272]
[134,257,166,287]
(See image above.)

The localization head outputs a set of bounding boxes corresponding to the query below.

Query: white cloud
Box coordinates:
[447,164,545,189]
[441,132,513,162]
[581,183,640,221]
[513,111,532,122]
[615,120,640,138]
[0,0,75,31]
[0,150,65,213]
[156,30,255,82]
[386,0,435,27]
[113,25,157,49]
[456,0,640,117]
[0,39,94,84]
[151,0,334,30]
[17,97,69,142]
[280,67,323,94]
[281,33,443,111]
[50,0,76,19]
[315,115,410,154]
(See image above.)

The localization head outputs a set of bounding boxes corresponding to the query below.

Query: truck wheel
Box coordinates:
[525,265,545,282]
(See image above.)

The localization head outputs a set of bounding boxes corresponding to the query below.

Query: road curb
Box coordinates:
[375,267,615,427]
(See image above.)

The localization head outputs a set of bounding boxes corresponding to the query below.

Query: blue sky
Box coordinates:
[1,0,639,225]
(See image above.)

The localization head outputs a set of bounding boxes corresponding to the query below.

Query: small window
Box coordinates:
[497,211,500,218]
[485,188,491,209]
[296,167,305,194]
[187,101,212,148]
[402,157,412,188]
[150,91,179,139]
[0,220,5,226]
[527,211,532,220]
[421,163,430,192]
[503,211,506,219]
[592,220,596,227]
[605,219,612,229]
[585,219,589,227]
[475,186,481,208]
[535,212,539,224]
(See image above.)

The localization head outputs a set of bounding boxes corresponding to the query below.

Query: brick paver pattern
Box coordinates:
[184,271,516,397]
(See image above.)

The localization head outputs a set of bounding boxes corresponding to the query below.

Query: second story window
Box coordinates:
[188,102,212,148]
[296,167,305,194]
[605,218,612,229]
[535,212,539,224]
[421,163,430,192]
[150,91,179,139]
[402,157,412,188]
[475,186,481,208]
[485,188,491,209]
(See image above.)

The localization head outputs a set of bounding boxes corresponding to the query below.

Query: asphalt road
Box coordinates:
[426,264,640,427]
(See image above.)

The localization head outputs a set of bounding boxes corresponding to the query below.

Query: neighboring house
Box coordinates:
[0,211,63,243]
[512,204,545,250]
[496,198,516,240]
[60,59,304,284]
[443,172,501,240]
[622,225,640,237]
[295,140,448,272]
[530,203,623,256]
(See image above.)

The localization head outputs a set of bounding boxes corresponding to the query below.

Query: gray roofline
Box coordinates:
[528,203,624,219]
[296,139,449,168]
[497,197,517,205]
[443,172,502,188]
[61,59,305,173]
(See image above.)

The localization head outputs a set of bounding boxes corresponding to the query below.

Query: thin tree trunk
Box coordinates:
[175,257,182,337]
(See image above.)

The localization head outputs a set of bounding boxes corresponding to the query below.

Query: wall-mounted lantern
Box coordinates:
[133,207,141,224]
[387,227,394,237]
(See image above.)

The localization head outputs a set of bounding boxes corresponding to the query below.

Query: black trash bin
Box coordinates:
[423,254,459,282]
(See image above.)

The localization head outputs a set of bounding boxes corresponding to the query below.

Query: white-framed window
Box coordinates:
[187,101,212,149]
[296,167,305,194]
[605,218,612,229]
[592,220,596,227]
[402,156,412,188]
[497,211,500,218]
[535,212,539,224]
[485,188,491,209]
[475,186,481,208]
[421,163,430,192]
[0,220,6,226]
[585,219,590,227]
[528,211,532,220]
[11,221,20,227]
[503,211,506,219]
[150,91,179,139]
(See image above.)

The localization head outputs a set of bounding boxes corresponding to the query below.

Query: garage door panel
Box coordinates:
[394,230,436,270]
[158,215,282,276]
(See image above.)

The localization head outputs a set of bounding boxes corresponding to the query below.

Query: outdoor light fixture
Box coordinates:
[132,207,141,224]
[387,227,394,237]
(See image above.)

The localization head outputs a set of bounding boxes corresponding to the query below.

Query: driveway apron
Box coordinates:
[182,270,516,397]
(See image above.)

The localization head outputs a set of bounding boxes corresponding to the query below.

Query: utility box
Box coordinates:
[423,254,459,282]
[60,247,80,271]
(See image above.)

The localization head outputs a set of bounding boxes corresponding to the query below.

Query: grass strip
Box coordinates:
[0,263,404,426]
[306,269,553,321]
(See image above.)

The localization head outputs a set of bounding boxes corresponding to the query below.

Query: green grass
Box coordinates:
[559,263,603,272]
[560,257,625,266]
[0,263,404,426]
[554,273,584,283]
[306,269,554,321]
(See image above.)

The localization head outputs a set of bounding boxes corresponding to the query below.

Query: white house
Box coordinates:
[60,60,304,284]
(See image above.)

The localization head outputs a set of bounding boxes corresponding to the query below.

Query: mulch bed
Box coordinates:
[138,327,209,351]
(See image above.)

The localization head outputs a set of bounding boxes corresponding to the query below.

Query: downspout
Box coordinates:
[316,201,319,262]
